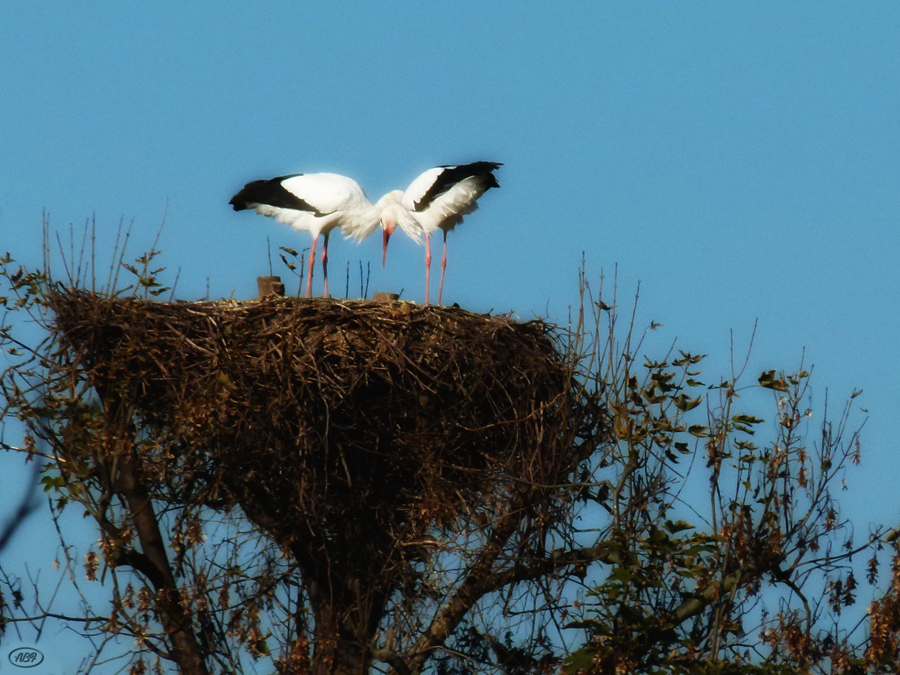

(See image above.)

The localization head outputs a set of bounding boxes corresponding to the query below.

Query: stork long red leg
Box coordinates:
[321,232,330,298]
[424,232,432,306]
[437,230,448,306]
[305,237,317,298]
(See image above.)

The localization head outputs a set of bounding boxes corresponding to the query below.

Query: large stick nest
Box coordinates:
[49,291,575,567]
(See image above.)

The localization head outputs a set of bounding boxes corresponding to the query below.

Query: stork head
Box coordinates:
[376,192,405,268]
[376,191,424,268]
[381,216,396,268]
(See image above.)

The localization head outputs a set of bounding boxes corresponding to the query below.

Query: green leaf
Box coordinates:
[608,566,634,583]
[674,394,702,412]
[563,647,599,673]
[40,474,65,492]
[733,414,764,425]
[758,369,789,391]
[674,351,706,366]
[564,618,608,631]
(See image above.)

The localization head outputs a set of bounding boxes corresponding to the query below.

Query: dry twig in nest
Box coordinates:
[48,292,577,577]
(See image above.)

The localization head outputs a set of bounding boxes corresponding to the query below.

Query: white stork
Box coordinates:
[380,161,501,306]
[230,172,407,298]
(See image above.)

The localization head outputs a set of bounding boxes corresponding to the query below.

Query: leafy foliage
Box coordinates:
[0,230,896,675]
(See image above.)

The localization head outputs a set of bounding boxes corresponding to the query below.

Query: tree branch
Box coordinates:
[112,432,209,675]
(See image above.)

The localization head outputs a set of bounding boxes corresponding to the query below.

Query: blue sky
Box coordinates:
[1,1,899,667]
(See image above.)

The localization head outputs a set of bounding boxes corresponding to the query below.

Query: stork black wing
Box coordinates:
[229,174,325,216]
[413,161,502,212]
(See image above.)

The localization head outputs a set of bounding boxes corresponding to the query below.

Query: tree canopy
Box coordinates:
[1,236,897,675]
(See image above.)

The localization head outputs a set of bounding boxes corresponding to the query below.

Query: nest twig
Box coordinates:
[49,292,574,572]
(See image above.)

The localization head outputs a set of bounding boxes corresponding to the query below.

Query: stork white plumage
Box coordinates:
[380,161,501,306]
[230,172,400,298]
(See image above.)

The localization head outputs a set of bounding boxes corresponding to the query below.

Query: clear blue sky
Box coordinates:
[1,1,899,668]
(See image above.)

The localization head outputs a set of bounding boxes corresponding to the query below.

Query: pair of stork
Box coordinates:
[230,161,501,305]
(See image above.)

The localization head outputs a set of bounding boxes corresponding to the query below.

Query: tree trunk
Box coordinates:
[307,589,371,675]
[114,433,209,675]
[305,572,391,675]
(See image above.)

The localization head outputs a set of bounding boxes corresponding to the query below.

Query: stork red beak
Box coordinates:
[382,228,391,268]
